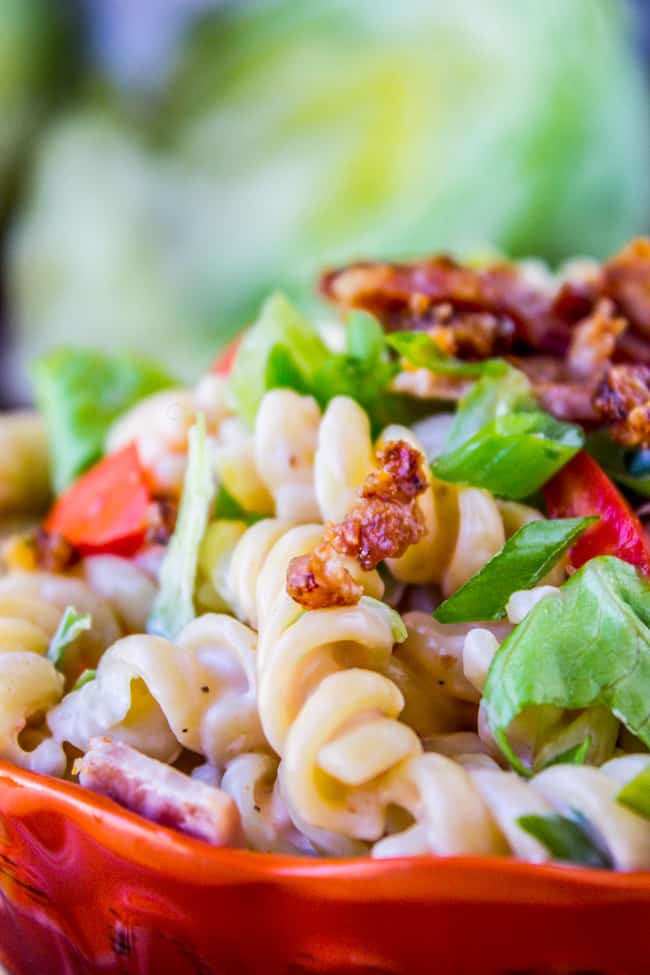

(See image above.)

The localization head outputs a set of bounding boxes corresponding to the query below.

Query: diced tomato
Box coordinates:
[45,444,151,557]
[210,335,242,376]
[544,450,650,574]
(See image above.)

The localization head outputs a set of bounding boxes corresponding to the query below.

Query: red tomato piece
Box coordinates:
[210,335,242,376]
[544,450,650,573]
[46,444,151,557]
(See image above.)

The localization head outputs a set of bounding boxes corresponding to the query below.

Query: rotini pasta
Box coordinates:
[8,239,650,871]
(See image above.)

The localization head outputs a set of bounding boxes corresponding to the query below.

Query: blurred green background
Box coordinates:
[0,0,649,401]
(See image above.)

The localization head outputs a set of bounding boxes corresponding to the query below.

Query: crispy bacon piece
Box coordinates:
[287,440,427,609]
[566,300,627,379]
[593,364,650,449]
[76,738,243,847]
[601,238,650,338]
[321,256,570,355]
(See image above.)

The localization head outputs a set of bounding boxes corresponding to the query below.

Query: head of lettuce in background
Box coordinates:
[7,0,650,395]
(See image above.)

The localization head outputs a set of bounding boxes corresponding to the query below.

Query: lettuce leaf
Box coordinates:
[386,332,494,378]
[484,556,650,774]
[434,410,584,500]
[434,517,595,623]
[227,292,329,425]
[445,363,535,453]
[47,606,92,670]
[147,414,216,639]
[517,810,613,868]
[32,348,176,493]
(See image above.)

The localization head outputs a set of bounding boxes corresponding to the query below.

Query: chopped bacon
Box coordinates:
[287,440,427,609]
[593,364,650,449]
[76,738,243,847]
[601,238,650,338]
[566,300,627,379]
[321,255,570,355]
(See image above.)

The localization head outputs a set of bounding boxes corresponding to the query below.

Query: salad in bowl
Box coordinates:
[2,239,650,974]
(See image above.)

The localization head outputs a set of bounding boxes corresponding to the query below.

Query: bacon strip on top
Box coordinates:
[76,738,243,847]
[287,440,427,610]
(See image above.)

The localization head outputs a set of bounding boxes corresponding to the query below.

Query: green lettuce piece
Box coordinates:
[434,517,596,623]
[617,766,650,820]
[72,668,96,691]
[47,606,92,670]
[445,363,535,453]
[484,556,650,774]
[147,414,216,640]
[346,312,387,363]
[587,432,650,498]
[543,737,591,769]
[386,332,494,378]
[434,411,584,500]
[517,810,613,868]
[228,292,329,425]
[32,348,176,493]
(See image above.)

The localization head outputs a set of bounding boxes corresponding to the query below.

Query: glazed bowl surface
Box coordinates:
[0,761,648,975]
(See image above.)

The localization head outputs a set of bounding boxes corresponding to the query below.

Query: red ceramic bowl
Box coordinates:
[0,761,649,975]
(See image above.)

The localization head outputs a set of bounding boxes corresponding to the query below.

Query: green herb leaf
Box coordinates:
[445,362,535,453]
[483,556,650,774]
[47,606,92,670]
[587,431,650,498]
[227,292,329,425]
[517,810,613,868]
[147,414,216,639]
[434,411,584,500]
[346,311,386,363]
[544,736,591,768]
[617,766,650,820]
[32,348,176,493]
[264,343,311,395]
[72,668,96,691]
[386,331,494,378]
[434,517,596,622]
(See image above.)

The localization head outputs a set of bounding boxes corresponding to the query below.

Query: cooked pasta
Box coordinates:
[373,753,650,870]
[7,239,650,868]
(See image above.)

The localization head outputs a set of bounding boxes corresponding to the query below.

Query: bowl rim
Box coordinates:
[3,759,650,899]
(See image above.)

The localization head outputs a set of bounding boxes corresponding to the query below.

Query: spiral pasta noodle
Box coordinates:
[373,753,650,870]
[48,613,265,768]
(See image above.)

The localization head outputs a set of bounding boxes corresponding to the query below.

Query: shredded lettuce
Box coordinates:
[484,556,650,774]
[147,414,216,640]
[47,606,92,670]
[444,363,535,453]
[32,348,176,493]
[434,517,596,623]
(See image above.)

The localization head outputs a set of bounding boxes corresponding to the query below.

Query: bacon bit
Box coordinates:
[144,497,178,546]
[287,440,427,609]
[425,304,516,360]
[567,300,627,379]
[593,364,650,449]
[601,238,650,338]
[76,738,243,847]
[510,356,597,424]
[321,255,570,355]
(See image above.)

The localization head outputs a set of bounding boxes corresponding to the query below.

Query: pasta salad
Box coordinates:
[2,239,650,868]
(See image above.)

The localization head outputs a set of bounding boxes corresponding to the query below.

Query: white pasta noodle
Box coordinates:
[0,570,121,776]
[0,571,121,676]
[254,390,321,521]
[314,396,375,522]
[80,555,157,632]
[106,373,231,496]
[372,752,650,868]
[48,613,265,768]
